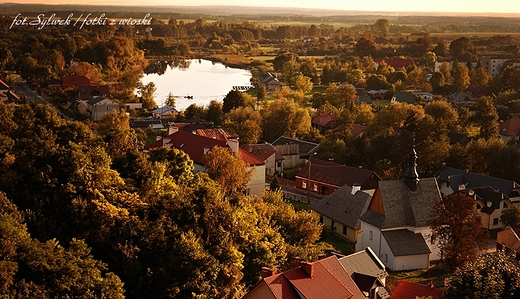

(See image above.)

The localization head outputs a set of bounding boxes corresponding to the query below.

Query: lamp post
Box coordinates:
[307,152,317,204]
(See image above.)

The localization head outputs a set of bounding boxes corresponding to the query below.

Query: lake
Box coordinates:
[140,59,253,111]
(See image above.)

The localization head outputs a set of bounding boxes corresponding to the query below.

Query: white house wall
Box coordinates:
[247,165,266,196]
[356,222,383,256]
[393,255,430,271]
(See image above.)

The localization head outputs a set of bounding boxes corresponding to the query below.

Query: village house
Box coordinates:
[145,130,266,196]
[435,165,520,202]
[243,255,365,299]
[241,144,284,177]
[272,136,318,169]
[311,185,373,242]
[356,147,442,271]
[87,96,120,121]
[498,116,520,142]
[336,248,390,299]
[390,281,442,299]
[0,79,20,105]
[296,158,380,196]
[151,105,179,119]
[258,72,281,92]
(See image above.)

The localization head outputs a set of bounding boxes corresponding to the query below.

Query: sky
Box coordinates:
[8,0,520,14]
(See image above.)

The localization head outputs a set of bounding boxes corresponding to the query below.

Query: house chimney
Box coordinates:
[300,261,314,278]
[261,267,276,278]
[351,184,361,195]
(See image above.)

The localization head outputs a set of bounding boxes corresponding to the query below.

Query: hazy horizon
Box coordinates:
[4,0,520,15]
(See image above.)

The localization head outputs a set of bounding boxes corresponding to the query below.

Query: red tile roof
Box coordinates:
[239,148,265,166]
[390,281,442,299]
[297,159,380,190]
[351,124,366,136]
[193,128,239,139]
[62,75,90,89]
[499,117,520,137]
[312,113,338,127]
[145,130,228,165]
[241,144,279,162]
[245,256,365,299]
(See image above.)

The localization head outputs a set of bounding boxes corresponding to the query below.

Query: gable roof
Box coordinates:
[87,95,115,105]
[435,166,520,197]
[311,185,373,229]
[382,230,432,256]
[338,247,388,280]
[460,187,509,215]
[145,130,228,165]
[392,92,415,104]
[297,159,381,190]
[272,136,318,154]
[151,105,178,115]
[312,113,338,127]
[390,280,442,299]
[361,178,441,229]
[448,131,470,146]
[499,117,520,137]
[239,148,265,166]
[241,144,284,162]
[193,127,239,139]
[247,256,365,299]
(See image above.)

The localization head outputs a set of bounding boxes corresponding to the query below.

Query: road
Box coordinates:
[13,78,72,121]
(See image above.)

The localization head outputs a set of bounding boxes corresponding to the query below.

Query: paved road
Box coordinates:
[13,79,72,121]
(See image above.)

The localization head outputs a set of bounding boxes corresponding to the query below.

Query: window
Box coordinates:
[319,216,323,223]
[384,254,388,263]
[342,226,347,235]
[369,231,373,240]
[302,181,307,189]
[502,202,508,209]
[493,218,499,225]
[276,161,282,168]
[313,184,318,191]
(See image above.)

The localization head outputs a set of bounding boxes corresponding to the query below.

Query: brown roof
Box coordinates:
[145,130,228,165]
[62,75,90,89]
[312,113,338,127]
[246,256,364,299]
[239,148,265,166]
[297,159,380,190]
[193,127,239,139]
[499,117,520,137]
[241,144,284,162]
[311,185,372,230]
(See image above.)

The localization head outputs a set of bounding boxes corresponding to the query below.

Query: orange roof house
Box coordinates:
[243,256,365,299]
[499,117,520,142]
[390,281,442,299]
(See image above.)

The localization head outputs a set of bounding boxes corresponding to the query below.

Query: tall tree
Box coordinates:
[428,192,489,270]
[136,81,157,110]
[373,19,390,37]
[223,90,246,113]
[452,62,471,91]
[203,146,253,197]
[500,205,520,228]
[473,96,499,140]
[224,106,262,145]
[261,98,311,142]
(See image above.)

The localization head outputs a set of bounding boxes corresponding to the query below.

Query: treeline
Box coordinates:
[0,102,328,298]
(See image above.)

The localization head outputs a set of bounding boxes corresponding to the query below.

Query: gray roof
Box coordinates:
[382,230,431,256]
[360,178,441,229]
[338,247,387,279]
[393,92,415,104]
[435,166,520,197]
[87,95,112,105]
[311,185,373,229]
[151,105,178,115]
[272,136,318,154]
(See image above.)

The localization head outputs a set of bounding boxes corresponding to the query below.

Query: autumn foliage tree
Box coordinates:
[428,192,489,269]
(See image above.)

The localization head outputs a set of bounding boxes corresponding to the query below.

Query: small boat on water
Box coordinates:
[184,95,193,99]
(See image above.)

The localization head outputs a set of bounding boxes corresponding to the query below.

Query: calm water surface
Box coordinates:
[140,59,252,111]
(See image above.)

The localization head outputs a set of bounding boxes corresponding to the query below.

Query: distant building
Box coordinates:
[87,96,120,121]
[258,72,281,91]
[480,57,509,78]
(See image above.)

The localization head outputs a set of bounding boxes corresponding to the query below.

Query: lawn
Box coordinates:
[320,230,355,255]
[385,262,451,293]
[288,199,309,211]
